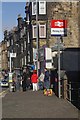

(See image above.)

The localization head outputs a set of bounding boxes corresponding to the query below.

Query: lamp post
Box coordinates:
[57,37,61,98]
[36,0,39,75]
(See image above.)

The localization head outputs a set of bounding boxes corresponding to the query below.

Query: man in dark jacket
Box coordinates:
[22,69,27,91]
[44,68,50,90]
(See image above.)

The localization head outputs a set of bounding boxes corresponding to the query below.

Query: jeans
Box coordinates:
[44,81,50,89]
[39,81,43,90]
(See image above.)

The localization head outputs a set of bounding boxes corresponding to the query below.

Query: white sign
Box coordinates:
[45,48,52,69]
[51,20,67,36]
[10,53,16,58]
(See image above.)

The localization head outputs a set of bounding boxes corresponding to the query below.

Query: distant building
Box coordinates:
[0,43,2,70]
[1,39,8,70]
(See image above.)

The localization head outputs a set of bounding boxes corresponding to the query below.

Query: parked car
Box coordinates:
[0,78,9,87]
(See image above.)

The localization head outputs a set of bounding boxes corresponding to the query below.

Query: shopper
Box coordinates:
[38,71,44,90]
[44,68,50,90]
[31,70,38,91]
[22,68,27,91]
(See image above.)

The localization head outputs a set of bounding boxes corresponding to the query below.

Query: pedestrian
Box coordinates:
[22,68,27,92]
[26,68,31,90]
[44,68,50,90]
[38,71,44,90]
[31,70,38,91]
[15,74,21,91]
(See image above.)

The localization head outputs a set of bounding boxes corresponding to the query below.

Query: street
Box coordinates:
[2,90,79,119]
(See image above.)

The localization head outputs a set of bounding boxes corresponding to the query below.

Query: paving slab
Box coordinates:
[2,90,79,119]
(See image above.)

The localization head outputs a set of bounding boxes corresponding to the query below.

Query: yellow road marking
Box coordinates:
[0,89,8,96]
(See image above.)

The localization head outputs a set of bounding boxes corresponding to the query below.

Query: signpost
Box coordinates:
[9,53,16,92]
[51,20,67,36]
[51,20,67,98]
[10,53,16,72]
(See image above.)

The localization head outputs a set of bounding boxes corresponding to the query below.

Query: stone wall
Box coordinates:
[47,2,79,48]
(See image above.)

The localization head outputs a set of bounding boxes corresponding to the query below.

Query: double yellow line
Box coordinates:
[0,89,8,96]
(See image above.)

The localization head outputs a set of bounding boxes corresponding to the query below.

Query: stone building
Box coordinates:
[28,1,80,48]
[0,43,2,70]
[1,40,8,70]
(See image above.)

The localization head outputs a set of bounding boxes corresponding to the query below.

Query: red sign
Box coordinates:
[51,20,67,36]
[51,20,67,28]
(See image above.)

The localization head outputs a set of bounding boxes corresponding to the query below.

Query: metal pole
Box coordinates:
[57,37,61,98]
[36,0,39,75]
[10,54,11,73]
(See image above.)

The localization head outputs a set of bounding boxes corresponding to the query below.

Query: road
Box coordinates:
[0,87,9,98]
[2,90,79,119]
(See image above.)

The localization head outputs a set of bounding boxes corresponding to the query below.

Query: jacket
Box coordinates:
[31,73,38,83]
[39,73,44,82]
[44,71,49,82]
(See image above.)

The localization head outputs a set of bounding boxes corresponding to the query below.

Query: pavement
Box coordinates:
[2,90,79,119]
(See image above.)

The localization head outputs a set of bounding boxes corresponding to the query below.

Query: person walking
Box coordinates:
[15,74,21,91]
[31,70,38,91]
[44,68,50,90]
[22,68,27,92]
[38,71,44,90]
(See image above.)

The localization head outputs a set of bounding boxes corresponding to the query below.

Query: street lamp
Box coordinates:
[36,0,39,75]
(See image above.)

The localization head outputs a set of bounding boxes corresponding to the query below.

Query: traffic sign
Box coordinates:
[51,20,67,36]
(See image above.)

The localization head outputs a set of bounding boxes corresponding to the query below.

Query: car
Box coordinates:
[0,79,9,87]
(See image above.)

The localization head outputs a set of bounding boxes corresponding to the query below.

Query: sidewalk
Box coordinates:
[2,90,79,118]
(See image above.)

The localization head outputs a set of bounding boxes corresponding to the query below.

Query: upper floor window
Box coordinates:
[21,44,23,53]
[32,25,36,38]
[28,32,30,43]
[39,1,46,15]
[8,51,10,57]
[24,27,26,34]
[32,1,36,15]
[39,23,46,38]
[22,58,24,66]
[24,56,26,65]
[24,41,26,50]
[11,39,13,45]
[7,41,10,47]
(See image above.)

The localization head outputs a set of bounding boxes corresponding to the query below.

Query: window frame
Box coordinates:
[32,1,36,15]
[39,1,46,15]
[39,23,46,38]
[32,25,37,38]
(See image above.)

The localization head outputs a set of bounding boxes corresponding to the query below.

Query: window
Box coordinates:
[28,55,30,62]
[21,44,23,53]
[32,1,36,15]
[22,58,24,66]
[39,1,46,14]
[39,24,46,38]
[7,41,10,47]
[8,61,10,67]
[24,41,26,50]
[8,51,10,57]
[24,27,26,34]
[28,32,30,43]
[24,56,26,65]
[11,39,13,45]
[32,25,37,38]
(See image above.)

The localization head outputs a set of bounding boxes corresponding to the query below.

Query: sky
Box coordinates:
[0,2,26,42]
